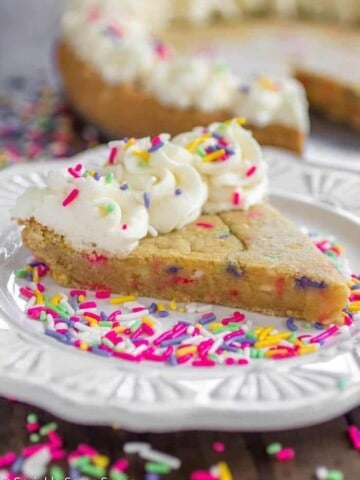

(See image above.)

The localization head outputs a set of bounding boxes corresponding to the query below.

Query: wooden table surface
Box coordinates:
[1,396,359,479]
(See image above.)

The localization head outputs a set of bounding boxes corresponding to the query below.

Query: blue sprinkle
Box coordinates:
[226,263,243,278]
[143,192,151,209]
[160,335,191,347]
[166,265,181,274]
[352,285,360,290]
[93,172,101,181]
[167,355,178,366]
[148,302,157,314]
[158,310,169,318]
[45,328,68,344]
[69,467,81,480]
[148,141,164,153]
[295,276,326,289]
[198,314,217,325]
[225,147,235,155]
[220,344,239,353]
[224,334,246,344]
[175,188,182,196]
[120,183,128,191]
[100,311,108,321]
[314,322,324,330]
[11,457,24,473]
[91,347,112,357]
[286,317,298,332]
[212,132,223,140]
[145,474,161,480]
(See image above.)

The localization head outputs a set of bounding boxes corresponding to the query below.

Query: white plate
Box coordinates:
[0,155,359,432]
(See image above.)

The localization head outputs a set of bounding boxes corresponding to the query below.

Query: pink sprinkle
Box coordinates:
[51,449,66,460]
[62,188,79,207]
[191,471,218,480]
[78,444,98,456]
[19,287,34,299]
[27,306,45,319]
[223,329,245,341]
[198,339,214,358]
[26,422,40,433]
[114,351,140,362]
[48,431,63,449]
[70,289,87,297]
[108,310,122,321]
[348,425,360,450]
[108,146,118,164]
[37,282,46,292]
[350,293,360,301]
[112,458,129,472]
[213,441,225,453]
[192,359,216,367]
[0,452,16,468]
[132,307,146,313]
[310,325,339,343]
[225,357,236,365]
[22,443,49,457]
[95,290,111,299]
[275,448,295,461]
[122,224,128,230]
[232,191,241,206]
[246,165,257,177]
[151,135,162,146]
[68,167,80,179]
[238,358,249,365]
[79,301,97,309]
[141,346,173,362]
[105,331,123,345]
[196,222,214,229]
[74,163,83,172]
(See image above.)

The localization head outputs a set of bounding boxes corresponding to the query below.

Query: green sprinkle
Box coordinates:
[105,172,114,184]
[145,462,171,474]
[80,464,107,478]
[212,327,228,334]
[83,171,89,178]
[110,470,128,480]
[257,349,265,358]
[70,456,91,468]
[208,353,220,362]
[289,333,298,343]
[245,332,257,340]
[45,303,70,320]
[50,466,65,480]
[130,319,142,332]
[39,311,47,323]
[226,322,243,331]
[266,442,282,455]
[304,322,312,329]
[250,348,259,359]
[337,377,348,391]
[101,338,114,348]
[15,268,29,278]
[327,470,344,480]
[196,147,206,157]
[106,203,116,214]
[39,422,57,436]
[30,433,40,443]
[27,413,38,423]
[99,321,112,327]
[139,159,148,168]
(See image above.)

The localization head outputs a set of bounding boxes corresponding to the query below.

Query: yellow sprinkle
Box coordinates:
[255,338,282,349]
[218,462,233,480]
[133,149,150,161]
[236,117,246,125]
[79,342,89,351]
[208,322,224,332]
[349,302,360,312]
[50,294,62,305]
[84,316,98,324]
[157,303,165,312]
[32,267,39,283]
[35,291,44,305]
[203,149,226,163]
[176,346,197,357]
[142,316,155,327]
[258,326,275,341]
[168,301,177,311]
[113,326,127,333]
[109,295,136,305]
[187,133,211,152]
[124,138,135,150]
[269,332,292,341]
[298,344,319,355]
[195,323,202,329]
[253,326,264,336]
[178,307,185,312]
[257,76,278,91]
[88,169,95,177]
[93,455,109,468]
[78,295,86,303]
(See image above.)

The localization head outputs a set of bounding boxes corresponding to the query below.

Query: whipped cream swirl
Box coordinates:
[106,136,208,234]
[173,119,267,213]
[12,169,149,256]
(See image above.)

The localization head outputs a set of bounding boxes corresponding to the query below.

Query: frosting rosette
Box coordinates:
[106,135,208,234]
[12,168,149,256]
[173,119,267,213]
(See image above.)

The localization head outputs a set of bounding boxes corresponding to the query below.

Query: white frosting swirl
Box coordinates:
[12,170,149,256]
[233,76,309,132]
[146,56,237,112]
[173,119,267,213]
[106,136,208,234]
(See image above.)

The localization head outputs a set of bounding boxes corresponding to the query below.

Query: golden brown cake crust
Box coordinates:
[56,40,305,153]
[294,69,360,130]
[19,203,349,323]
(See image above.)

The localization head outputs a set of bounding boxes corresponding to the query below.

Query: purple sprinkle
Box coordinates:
[120,183,128,190]
[239,84,250,94]
[175,188,182,196]
[45,328,68,343]
[93,172,101,181]
[198,314,217,325]
[225,147,235,155]
[314,322,324,330]
[10,457,25,473]
[225,263,243,278]
[158,310,169,318]
[143,192,151,209]
[295,276,326,289]
[91,347,112,357]
[220,344,239,353]
[100,311,108,321]
[148,302,157,314]
[286,317,297,332]
[212,132,223,140]
[167,355,178,366]
[166,265,181,274]
[160,335,191,347]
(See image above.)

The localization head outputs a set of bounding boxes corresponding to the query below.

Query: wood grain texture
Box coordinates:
[0,397,359,480]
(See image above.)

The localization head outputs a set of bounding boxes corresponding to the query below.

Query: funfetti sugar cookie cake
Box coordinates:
[57,0,309,153]
[13,119,349,324]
